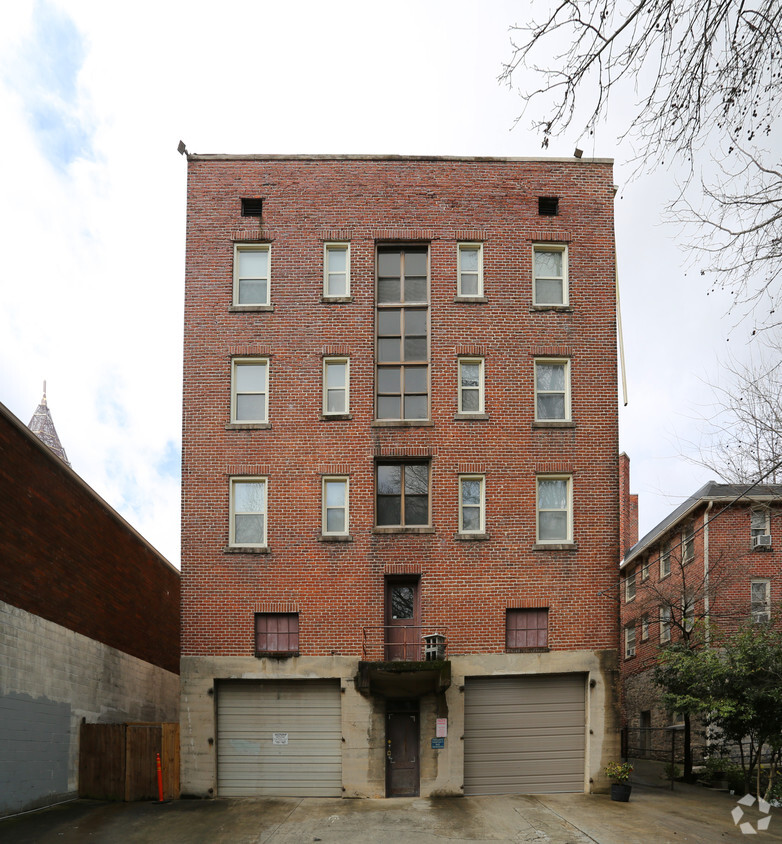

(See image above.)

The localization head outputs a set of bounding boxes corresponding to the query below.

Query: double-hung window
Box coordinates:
[533,245,567,306]
[534,358,570,421]
[641,614,650,641]
[682,523,695,564]
[751,580,771,623]
[536,475,572,543]
[457,243,483,297]
[659,605,671,643]
[640,558,649,581]
[660,541,671,578]
[625,572,636,602]
[376,462,429,527]
[682,591,695,632]
[231,358,269,423]
[458,358,484,414]
[376,247,429,420]
[323,358,349,415]
[625,625,636,659]
[234,244,270,306]
[459,475,485,534]
[230,478,267,547]
[324,243,350,298]
[322,477,349,536]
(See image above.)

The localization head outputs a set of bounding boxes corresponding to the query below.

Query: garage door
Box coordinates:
[464,674,585,795]
[217,679,342,797]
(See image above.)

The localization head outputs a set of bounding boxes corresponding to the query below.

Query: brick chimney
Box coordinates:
[618,453,638,560]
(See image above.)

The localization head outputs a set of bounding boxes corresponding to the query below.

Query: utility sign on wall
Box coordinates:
[272,733,289,745]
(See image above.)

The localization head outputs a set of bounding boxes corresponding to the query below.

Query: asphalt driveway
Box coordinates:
[1,782,779,843]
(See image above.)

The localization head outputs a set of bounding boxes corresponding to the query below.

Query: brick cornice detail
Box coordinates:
[321,345,351,357]
[457,463,487,474]
[531,346,574,357]
[226,465,271,476]
[535,464,575,474]
[454,230,488,241]
[455,345,486,357]
[318,464,352,475]
[530,229,571,242]
[319,229,352,241]
[384,563,422,575]
[507,598,549,609]
[373,228,436,241]
[228,344,273,356]
[254,602,299,613]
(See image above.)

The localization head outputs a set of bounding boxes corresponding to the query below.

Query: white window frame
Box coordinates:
[457,242,483,298]
[536,475,573,544]
[751,507,770,537]
[458,357,484,414]
[625,625,636,659]
[322,357,350,416]
[683,591,695,632]
[625,571,636,602]
[660,541,671,578]
[641,559,649,581]
[458,474,485,535]
[532,244,568,306]
[230,477,267,548]
[322,476,349,537]
[233,243,271,306]
[323,242,350,298]
[641,614,650,641]
[534,358,571,422]
[682,523,695,564]
[751,579,771,623]
[659,605,671,643]
[231,357,269,424]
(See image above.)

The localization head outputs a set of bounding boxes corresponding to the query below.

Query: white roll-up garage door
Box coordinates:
[464,674,586,795]
[217,679,342,797]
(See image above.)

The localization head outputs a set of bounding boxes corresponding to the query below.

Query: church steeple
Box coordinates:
[28,382,71,467]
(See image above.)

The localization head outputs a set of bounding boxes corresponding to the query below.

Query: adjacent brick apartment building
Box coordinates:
[180,154,621,798]
[619,469,782,758]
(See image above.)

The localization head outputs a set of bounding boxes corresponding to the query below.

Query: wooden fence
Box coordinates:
[79,722,179,801]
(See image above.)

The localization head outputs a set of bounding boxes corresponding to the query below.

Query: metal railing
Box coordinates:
[362,626,448,661]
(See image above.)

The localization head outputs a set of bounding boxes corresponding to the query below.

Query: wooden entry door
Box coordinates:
[385,579,420,660]
[386,704,420,797]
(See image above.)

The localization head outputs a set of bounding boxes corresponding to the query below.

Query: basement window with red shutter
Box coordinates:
[506,608,548,651]
[255,613,299,657]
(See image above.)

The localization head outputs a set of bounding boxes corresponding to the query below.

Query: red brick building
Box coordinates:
[619,470,782,757]
[180,154,621,798]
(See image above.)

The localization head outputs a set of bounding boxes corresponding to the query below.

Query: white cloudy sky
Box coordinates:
[0,0,766,567]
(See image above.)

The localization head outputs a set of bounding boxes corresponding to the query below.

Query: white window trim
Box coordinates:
[457,242,483,298]
[231,357,269,424]
[322,357,350,416]
[660,543,671,578]
[641,559,650,581]
[625,625,636,658]
[659,606,671,643]
[458,357,485,414]
[323,242,351,298]
[233,243,271,306]
[536,474,573,544]
[641,614,650,641]
[458,474,485,534]
[751,507,770,537]
[683,592,695,632]
[625,572,636,603]
[534,357,571,422]
[322,476,349,536]
[532,244,568,306]
[230,476,268,548]
[682,523,695,563]
[751,579,771,623]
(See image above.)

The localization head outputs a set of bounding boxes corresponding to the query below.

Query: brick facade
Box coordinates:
[180,155,621,798]
[0,402,180,674]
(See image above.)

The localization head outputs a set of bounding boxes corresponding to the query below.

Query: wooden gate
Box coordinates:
[79,722,179,801]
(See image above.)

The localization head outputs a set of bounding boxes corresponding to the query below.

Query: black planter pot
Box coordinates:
[610,782,632,802]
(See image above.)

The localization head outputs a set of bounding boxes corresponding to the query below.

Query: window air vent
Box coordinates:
[538,196,559,216]
[241,198,264,217]
[753,534,772,550]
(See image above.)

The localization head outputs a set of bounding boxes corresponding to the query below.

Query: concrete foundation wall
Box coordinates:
[180,648,619,799]
[0,600,180,817]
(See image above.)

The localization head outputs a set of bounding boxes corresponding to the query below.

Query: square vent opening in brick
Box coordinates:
[538,196,559,216]
[241,198,263,217]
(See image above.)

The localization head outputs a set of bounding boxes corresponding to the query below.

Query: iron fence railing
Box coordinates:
[362,626,448,661]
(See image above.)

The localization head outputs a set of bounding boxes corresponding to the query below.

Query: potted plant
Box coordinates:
[605,761,633,801]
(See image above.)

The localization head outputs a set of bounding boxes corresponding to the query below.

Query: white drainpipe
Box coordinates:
[704,501,713,646]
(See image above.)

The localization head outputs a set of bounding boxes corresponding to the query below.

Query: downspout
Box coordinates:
[704,501,713,646]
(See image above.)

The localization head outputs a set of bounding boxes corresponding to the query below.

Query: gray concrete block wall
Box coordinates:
[0,600,180,817]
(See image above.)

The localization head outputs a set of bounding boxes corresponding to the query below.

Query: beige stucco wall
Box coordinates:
[181,648,619,798]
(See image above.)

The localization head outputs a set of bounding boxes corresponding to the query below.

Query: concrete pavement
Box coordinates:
[1,782,779,843]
